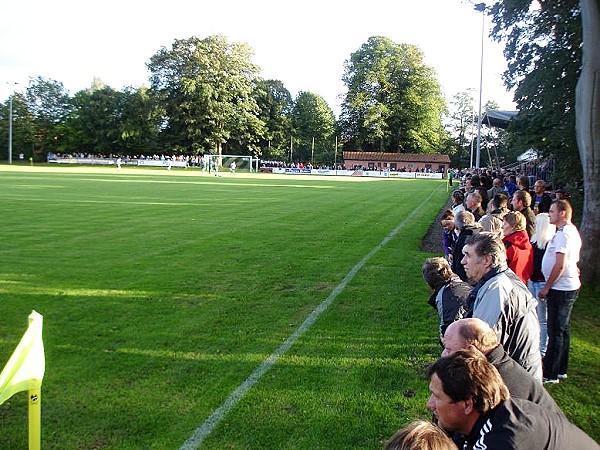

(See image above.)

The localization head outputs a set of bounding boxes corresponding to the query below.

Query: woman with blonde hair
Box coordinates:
[385,420,455,450]
[502,211,534,284]
[528,212,556,356]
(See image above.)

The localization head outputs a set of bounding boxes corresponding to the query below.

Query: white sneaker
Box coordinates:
[543,377,560,384]
[558,373,568,380]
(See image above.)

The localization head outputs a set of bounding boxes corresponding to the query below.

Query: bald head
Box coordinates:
[442,318,499,357]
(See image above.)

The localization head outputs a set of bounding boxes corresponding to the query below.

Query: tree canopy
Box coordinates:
[147,35,265,156]
[339,36,448,153]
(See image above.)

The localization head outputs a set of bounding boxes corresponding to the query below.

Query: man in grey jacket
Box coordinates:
[460,232,542,380]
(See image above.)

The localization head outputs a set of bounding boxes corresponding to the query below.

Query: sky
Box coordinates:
[0,0,516,117]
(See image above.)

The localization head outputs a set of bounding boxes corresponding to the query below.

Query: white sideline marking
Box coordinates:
[180,185,443,449]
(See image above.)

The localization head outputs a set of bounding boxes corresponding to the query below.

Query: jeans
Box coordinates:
[528,280,548,356]
[543,288,579,379]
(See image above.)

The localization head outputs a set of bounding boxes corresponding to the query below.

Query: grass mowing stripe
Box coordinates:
[179,182,445,450]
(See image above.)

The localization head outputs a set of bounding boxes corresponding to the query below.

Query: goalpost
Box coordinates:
[202,154,258,172]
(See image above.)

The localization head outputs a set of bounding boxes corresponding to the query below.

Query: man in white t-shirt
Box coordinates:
[538,199,582,384]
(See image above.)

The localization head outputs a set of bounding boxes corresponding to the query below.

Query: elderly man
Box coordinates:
[531,179,552,213]
[538,199,582,384]
[441,318,561,414]
[426,351,599,450]
[460,232,542,379]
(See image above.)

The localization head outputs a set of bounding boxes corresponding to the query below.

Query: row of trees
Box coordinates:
[1,35,494,168]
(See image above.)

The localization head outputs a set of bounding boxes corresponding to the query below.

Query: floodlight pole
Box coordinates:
[475,3,486,169]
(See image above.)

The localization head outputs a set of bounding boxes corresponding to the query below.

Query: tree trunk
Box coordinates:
[576,0,600,287]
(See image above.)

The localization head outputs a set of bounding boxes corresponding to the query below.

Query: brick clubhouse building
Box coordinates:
[343,151,451,174]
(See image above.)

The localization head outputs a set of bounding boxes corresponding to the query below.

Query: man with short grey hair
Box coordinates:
[461,232,542,379]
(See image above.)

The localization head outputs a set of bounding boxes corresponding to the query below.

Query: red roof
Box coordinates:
[343,151,450,163]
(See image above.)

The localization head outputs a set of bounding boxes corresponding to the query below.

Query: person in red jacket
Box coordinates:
[502,211,533,284]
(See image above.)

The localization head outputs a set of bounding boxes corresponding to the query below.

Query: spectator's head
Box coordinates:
[454,210,476,231]
[531,213,556,250]
[493,178,503,188]
[440,209,454,232]
[470,175,482,188]
[461,232,506,282]
[426,350,509,434]
[451,190,464,206]
[502,211,526,236]
[422,257,454,290]
[511,190,532,211]
[517,175,529,191]
[533,179,546,195]
[441,318,499,357]
[489,193,509,211]
[549,199,573,226]
[385,420,456,450]
[466,192,482,210]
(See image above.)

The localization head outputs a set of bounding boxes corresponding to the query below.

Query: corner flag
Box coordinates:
[0,310,45,405]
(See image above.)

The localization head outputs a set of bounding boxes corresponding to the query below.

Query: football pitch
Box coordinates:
[1,165,598,449]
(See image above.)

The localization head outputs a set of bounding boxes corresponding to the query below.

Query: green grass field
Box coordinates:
[1,165,598,449]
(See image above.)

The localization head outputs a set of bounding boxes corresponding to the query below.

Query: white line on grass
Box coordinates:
[179,184,444,449]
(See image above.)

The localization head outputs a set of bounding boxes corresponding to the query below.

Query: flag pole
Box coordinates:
[29,388,42,450]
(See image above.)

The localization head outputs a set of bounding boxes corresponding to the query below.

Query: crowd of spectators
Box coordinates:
[384,167,596,449]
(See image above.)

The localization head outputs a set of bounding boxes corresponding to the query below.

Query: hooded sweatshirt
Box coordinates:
[503,230,533,284]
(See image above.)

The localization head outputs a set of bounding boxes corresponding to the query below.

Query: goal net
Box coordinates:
[202,154,258,172]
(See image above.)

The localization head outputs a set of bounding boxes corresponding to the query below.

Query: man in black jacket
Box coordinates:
[426,351,599,450]
[422,257,472,339]
[441,318,562,415]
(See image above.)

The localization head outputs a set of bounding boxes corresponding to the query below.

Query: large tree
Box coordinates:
[253,79,293,160]
[290,91,336,165]
[340,36,448,153]
[488,0,600,285]
[24,77,72,157]
[64,85,126,154]
[147,35,265,156]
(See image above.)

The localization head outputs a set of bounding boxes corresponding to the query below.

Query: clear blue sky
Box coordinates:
[1,0,515,116]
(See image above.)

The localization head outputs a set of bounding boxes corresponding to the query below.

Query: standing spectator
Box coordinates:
[503,174,518,197]
[465,192,485,221]
[528,213,556,357]
[422,257,472,339]
[469,174,489,210]
[451,211,481,283]
[539,200,582,384]
[516,174,530,192]
[511,190,536,238]
[460,232,542,379]
[478,192,509,235]
[502,211,534,284]
[451,190,465,216]
[531,179,553,213]
[439,210,456,260]
[487,177,505,200]
[426,351,599,450]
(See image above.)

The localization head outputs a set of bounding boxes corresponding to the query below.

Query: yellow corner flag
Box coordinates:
[0,311,45,405]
